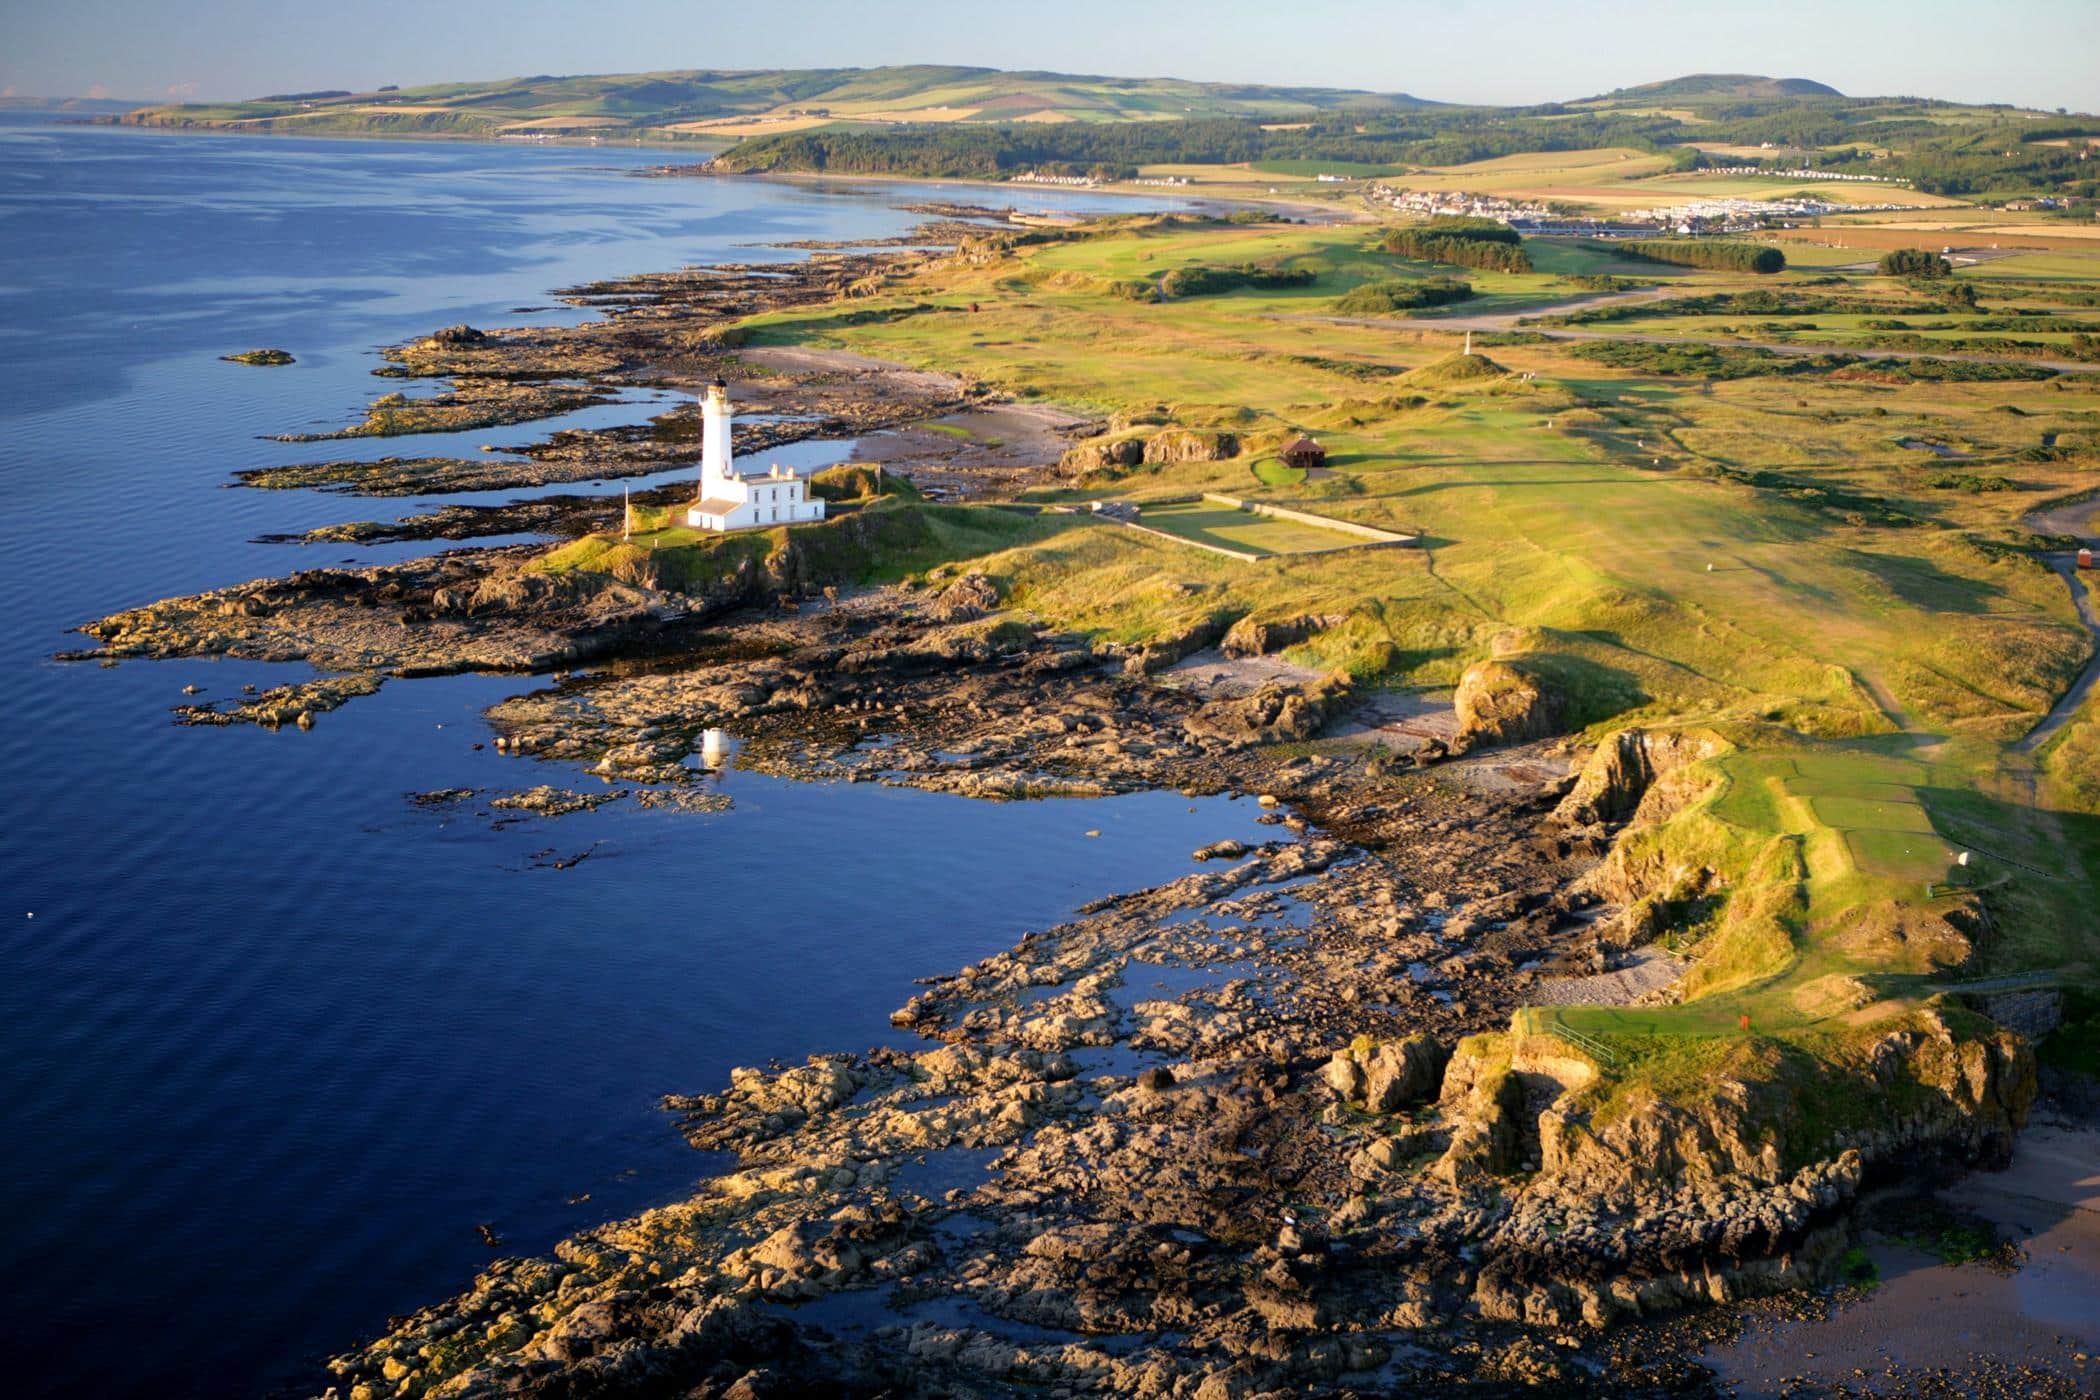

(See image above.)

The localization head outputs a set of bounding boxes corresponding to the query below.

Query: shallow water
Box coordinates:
[0,119,1222,1398]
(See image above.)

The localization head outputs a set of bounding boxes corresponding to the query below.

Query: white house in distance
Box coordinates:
[685,378,826,532]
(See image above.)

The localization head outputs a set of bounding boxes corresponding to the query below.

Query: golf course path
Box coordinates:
[2020,491,2100,754]
[2020,561,2099,754]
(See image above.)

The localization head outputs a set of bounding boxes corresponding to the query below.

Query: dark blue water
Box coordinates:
[0,122,1240,1398]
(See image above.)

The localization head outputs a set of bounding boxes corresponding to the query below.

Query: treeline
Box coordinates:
[1382,218,1532,273]
[1335,277,1474,313]
[1623,240,1786,273]
[710,112,1695,180]
[711,99,2100,198]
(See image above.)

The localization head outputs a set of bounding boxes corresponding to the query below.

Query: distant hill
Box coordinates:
[115,65,1443,143]
[1581,73,1845,104]
[111,64,2093,201]
[0,96,141,114]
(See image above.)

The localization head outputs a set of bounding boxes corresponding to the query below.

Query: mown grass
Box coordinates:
[1138,500,1370,555]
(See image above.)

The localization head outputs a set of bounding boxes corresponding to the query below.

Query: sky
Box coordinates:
[4,0,2096,113]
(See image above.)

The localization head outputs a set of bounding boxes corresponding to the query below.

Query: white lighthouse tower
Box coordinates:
[684,377,826,532]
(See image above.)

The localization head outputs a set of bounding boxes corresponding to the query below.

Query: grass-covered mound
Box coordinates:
[1402,351,1510,387]
[807,463,922,503]
[532,498,1054,598]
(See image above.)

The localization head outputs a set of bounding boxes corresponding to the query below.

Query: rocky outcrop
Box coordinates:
[1058,435,1144,476]
[1184,673,1354,745]
[1552,726,1727,829]
[927,571,1001,621]
[1452,659,1566,748]
[73,550,692,678]
[1323,1033,1448,1113]
[1142,427,1240,465]
[1116,614,1237,676]
[1221,612,1331,659]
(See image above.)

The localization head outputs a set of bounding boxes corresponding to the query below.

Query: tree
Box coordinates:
[1879,248,1952,278]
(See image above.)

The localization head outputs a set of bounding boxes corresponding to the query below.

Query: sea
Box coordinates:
[0,119,1255,1397]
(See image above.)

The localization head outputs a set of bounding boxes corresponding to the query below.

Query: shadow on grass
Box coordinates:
[1846,548,2009,615]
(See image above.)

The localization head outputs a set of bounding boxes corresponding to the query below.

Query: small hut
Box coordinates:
[1280,435,1327,471]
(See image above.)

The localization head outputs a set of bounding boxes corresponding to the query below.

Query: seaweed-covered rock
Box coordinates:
[1185,674,1353,744]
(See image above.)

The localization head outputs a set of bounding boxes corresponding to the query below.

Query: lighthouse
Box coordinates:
[684,378,827,533]
[699,377,734,495]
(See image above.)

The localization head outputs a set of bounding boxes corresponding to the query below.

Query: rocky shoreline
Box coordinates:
[70,563,2067,1396]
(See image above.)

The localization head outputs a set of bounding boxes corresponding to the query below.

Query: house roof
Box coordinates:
[1281,435,1325,455]
[692,498,745,516]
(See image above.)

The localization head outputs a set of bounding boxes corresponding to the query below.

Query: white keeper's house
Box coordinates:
[686,378,826,532]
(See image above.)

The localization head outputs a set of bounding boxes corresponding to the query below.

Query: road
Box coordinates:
[2018,491,2100,755]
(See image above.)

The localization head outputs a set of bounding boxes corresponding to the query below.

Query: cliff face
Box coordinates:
[1419,1011,2038,1327]
[1551,727,1726,831]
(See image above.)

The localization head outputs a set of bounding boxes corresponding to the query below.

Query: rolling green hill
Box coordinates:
[1582,73,1846,104]
[113,65,2094,199]
[114,64,1442,143]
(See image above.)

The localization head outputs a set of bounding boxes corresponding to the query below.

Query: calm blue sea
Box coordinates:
[0,121,1243,1398]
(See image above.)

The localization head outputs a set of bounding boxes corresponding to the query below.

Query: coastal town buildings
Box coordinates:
[685,379,826,532]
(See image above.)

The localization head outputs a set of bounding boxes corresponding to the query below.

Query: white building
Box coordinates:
[685,379,826,532]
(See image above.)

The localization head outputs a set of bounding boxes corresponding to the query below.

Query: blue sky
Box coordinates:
[5,0,2096,112]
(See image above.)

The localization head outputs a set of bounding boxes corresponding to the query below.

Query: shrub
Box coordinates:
[1334,277,1474,314]
[1879,247,1951,278]
[1158,262,1315,298]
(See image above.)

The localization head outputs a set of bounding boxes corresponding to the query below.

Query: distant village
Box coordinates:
[1366,183,1939,236]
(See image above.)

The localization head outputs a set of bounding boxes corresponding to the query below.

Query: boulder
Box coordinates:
[929,571,1001,621]
[1453,659,1566,748]
[1361,1036,1450,1112]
